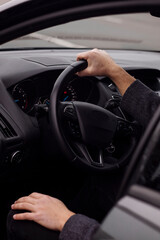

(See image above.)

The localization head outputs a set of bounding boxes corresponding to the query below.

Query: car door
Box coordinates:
[93,106,160,240]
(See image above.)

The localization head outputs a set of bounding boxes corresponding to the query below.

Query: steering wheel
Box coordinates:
[50,60,137,172]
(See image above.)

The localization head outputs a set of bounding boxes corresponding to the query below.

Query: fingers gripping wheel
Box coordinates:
[50,61,137,172]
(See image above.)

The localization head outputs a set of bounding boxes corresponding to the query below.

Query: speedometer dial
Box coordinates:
[12,85,28,111]
[61,85,77,102]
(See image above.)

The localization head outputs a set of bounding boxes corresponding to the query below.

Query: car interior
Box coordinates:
[0,1,160,239]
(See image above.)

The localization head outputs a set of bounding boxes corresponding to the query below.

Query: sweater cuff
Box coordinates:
[59,214,99,240]
[120,80,160,127]
[121,80,142,111]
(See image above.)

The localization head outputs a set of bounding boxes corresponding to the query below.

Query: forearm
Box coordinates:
[77,49,160,126]
[107,63,160,127]
[108,65,136,96]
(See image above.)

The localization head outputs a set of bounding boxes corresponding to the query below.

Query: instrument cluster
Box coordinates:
[9,74,97,114]
[11,80,36,113]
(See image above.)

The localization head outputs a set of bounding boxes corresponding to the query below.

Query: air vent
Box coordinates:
[0,114,17,138]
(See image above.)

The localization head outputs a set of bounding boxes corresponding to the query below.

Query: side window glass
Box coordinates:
[137,122,160,192]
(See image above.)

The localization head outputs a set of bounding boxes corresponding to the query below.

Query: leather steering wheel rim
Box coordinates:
[50,60,137,172]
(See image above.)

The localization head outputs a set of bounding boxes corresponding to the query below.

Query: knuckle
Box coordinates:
[34,212,41,221]
[18,203,25,208]
[42,194,49,201]
[46,195,51,200]
[30,192,39,198]
[23,196,28,201]
[30,192,37,196]
[29,214,34,221]
[18,197,25,202]
[24,213,32,220]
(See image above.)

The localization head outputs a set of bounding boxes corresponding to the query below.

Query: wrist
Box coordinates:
[107,65,136,95]
[59,211,75,232]
[107,64,123,82]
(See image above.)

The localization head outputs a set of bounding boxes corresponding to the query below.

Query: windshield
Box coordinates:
[1,13,160,51]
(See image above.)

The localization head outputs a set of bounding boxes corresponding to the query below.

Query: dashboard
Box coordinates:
[6,65,160,116]
[8,72,99,114]
[0,48,160,121]
[0,49,160,170]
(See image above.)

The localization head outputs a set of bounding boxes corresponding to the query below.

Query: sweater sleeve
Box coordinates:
[59,214,99,240]
[120,80,160,128]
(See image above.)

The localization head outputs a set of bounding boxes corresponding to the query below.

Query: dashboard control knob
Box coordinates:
[11,151,22,164]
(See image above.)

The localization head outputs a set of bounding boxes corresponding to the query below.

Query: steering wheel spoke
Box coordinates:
[73,142,104,167]
[97,150,104,167]
[59,101,82,140]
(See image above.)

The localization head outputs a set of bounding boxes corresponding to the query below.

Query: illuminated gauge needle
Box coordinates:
[43,99,50,105]
[63,96,69,101]
[46,101,50,105]
[14,99,19,103]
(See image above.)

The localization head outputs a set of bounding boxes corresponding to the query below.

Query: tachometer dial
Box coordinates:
[61,85,77,102]
[12,85,28,111]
